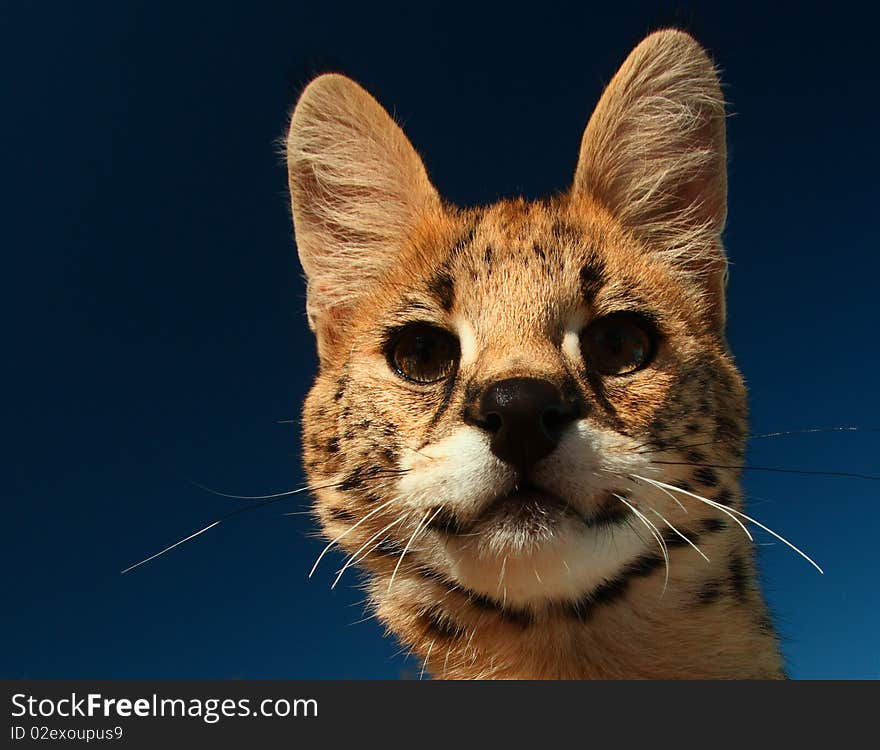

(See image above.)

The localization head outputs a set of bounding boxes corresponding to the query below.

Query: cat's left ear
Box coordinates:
[286,74,441,357]
[572,30,728,329]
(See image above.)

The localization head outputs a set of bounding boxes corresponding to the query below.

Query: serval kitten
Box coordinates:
[286,29,787,679]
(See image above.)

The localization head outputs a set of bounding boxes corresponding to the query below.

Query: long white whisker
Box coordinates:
[308,497,397,578]
[120,521,220,575]
[615,494,669,593]
[633,474,753,542]
[633,474,824,574]
[647,507,710,563]
[420,640,435,680]
[388,507,442,593]
[331,517,404,589]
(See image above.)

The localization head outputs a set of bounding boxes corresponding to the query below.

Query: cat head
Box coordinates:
[286,30,746,611]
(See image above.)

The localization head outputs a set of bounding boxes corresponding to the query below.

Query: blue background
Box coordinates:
[3,1,878,679]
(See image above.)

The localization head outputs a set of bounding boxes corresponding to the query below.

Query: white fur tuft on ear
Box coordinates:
[286,74,440,344]
[572,30,728,325]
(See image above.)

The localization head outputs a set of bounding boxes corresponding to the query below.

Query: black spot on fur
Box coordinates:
[700,517,727,534]
[579,259,606,302]
[326,437,340,454]
[533,243,546,260]
[685,449,706,464]
[694,579,725,605]
[418,607,466,640]
[427,269,455,312]
[329,506,355,523]
[715,487,734,506]
[693,466,719,487]
[372,538,404,558]
[729,554,749,601]
[426,508,471,536]
[584,492,632,527]
[757,612,776,634]
[415,565,534,627]
[427,369,459,430]
[339,468,363,492]
[333,378,348,402]
[568,553,666,622]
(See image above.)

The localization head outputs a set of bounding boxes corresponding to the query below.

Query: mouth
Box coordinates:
[427,483,632,538]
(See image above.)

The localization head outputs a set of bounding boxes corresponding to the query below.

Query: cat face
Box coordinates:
[289,31,749,619]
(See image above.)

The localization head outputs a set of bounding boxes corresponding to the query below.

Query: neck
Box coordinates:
[371,531,784,679]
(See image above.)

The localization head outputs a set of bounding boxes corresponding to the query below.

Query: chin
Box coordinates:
[431,485,647,609]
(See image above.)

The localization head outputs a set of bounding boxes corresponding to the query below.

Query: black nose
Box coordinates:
[468,377,580,470]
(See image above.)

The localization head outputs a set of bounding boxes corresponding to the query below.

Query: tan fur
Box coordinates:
[286,29,784,679]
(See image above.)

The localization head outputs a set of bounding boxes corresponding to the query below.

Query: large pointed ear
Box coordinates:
[572,30,728,328]
[286,74,440,355]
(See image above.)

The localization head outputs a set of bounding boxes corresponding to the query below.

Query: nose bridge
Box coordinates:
[474,333,567,386]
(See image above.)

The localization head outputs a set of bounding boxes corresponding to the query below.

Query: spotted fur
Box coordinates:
[286,29,784,679]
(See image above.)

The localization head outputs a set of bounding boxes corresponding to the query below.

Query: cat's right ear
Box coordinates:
[286,74,440,357]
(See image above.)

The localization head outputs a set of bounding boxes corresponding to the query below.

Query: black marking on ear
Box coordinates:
[418,606,466,640]
[579,259,606,303]
[729,553,749,601]
[427,268,456,312]
[694,467,719,487]
[694,579,725,605]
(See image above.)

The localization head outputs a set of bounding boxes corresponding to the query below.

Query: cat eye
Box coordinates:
[580,312,657,376]
[387,323,460,384]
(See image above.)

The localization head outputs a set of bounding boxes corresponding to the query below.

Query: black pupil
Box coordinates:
[586,315,651,375]
[394,326,455,382]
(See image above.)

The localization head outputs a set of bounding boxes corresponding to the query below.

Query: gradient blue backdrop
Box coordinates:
[4,1,878,679]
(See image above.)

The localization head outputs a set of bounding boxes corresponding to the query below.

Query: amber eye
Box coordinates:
[580,312,657,376]
[388,323,460,384]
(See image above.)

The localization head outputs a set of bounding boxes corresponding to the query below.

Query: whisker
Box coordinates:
[633,425,877,457]
[614,494,669,593]
[331,516,405,589]
[388,507,443,593]
[632,474,824,574]
[122,478,352,574]
[420,640,435,680]
[632,474,753,541]
[309,496,398,578]
[646,507,710,563]
[647,460,880,482]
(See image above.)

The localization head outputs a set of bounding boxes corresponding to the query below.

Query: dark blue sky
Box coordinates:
[4,1,878,679]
